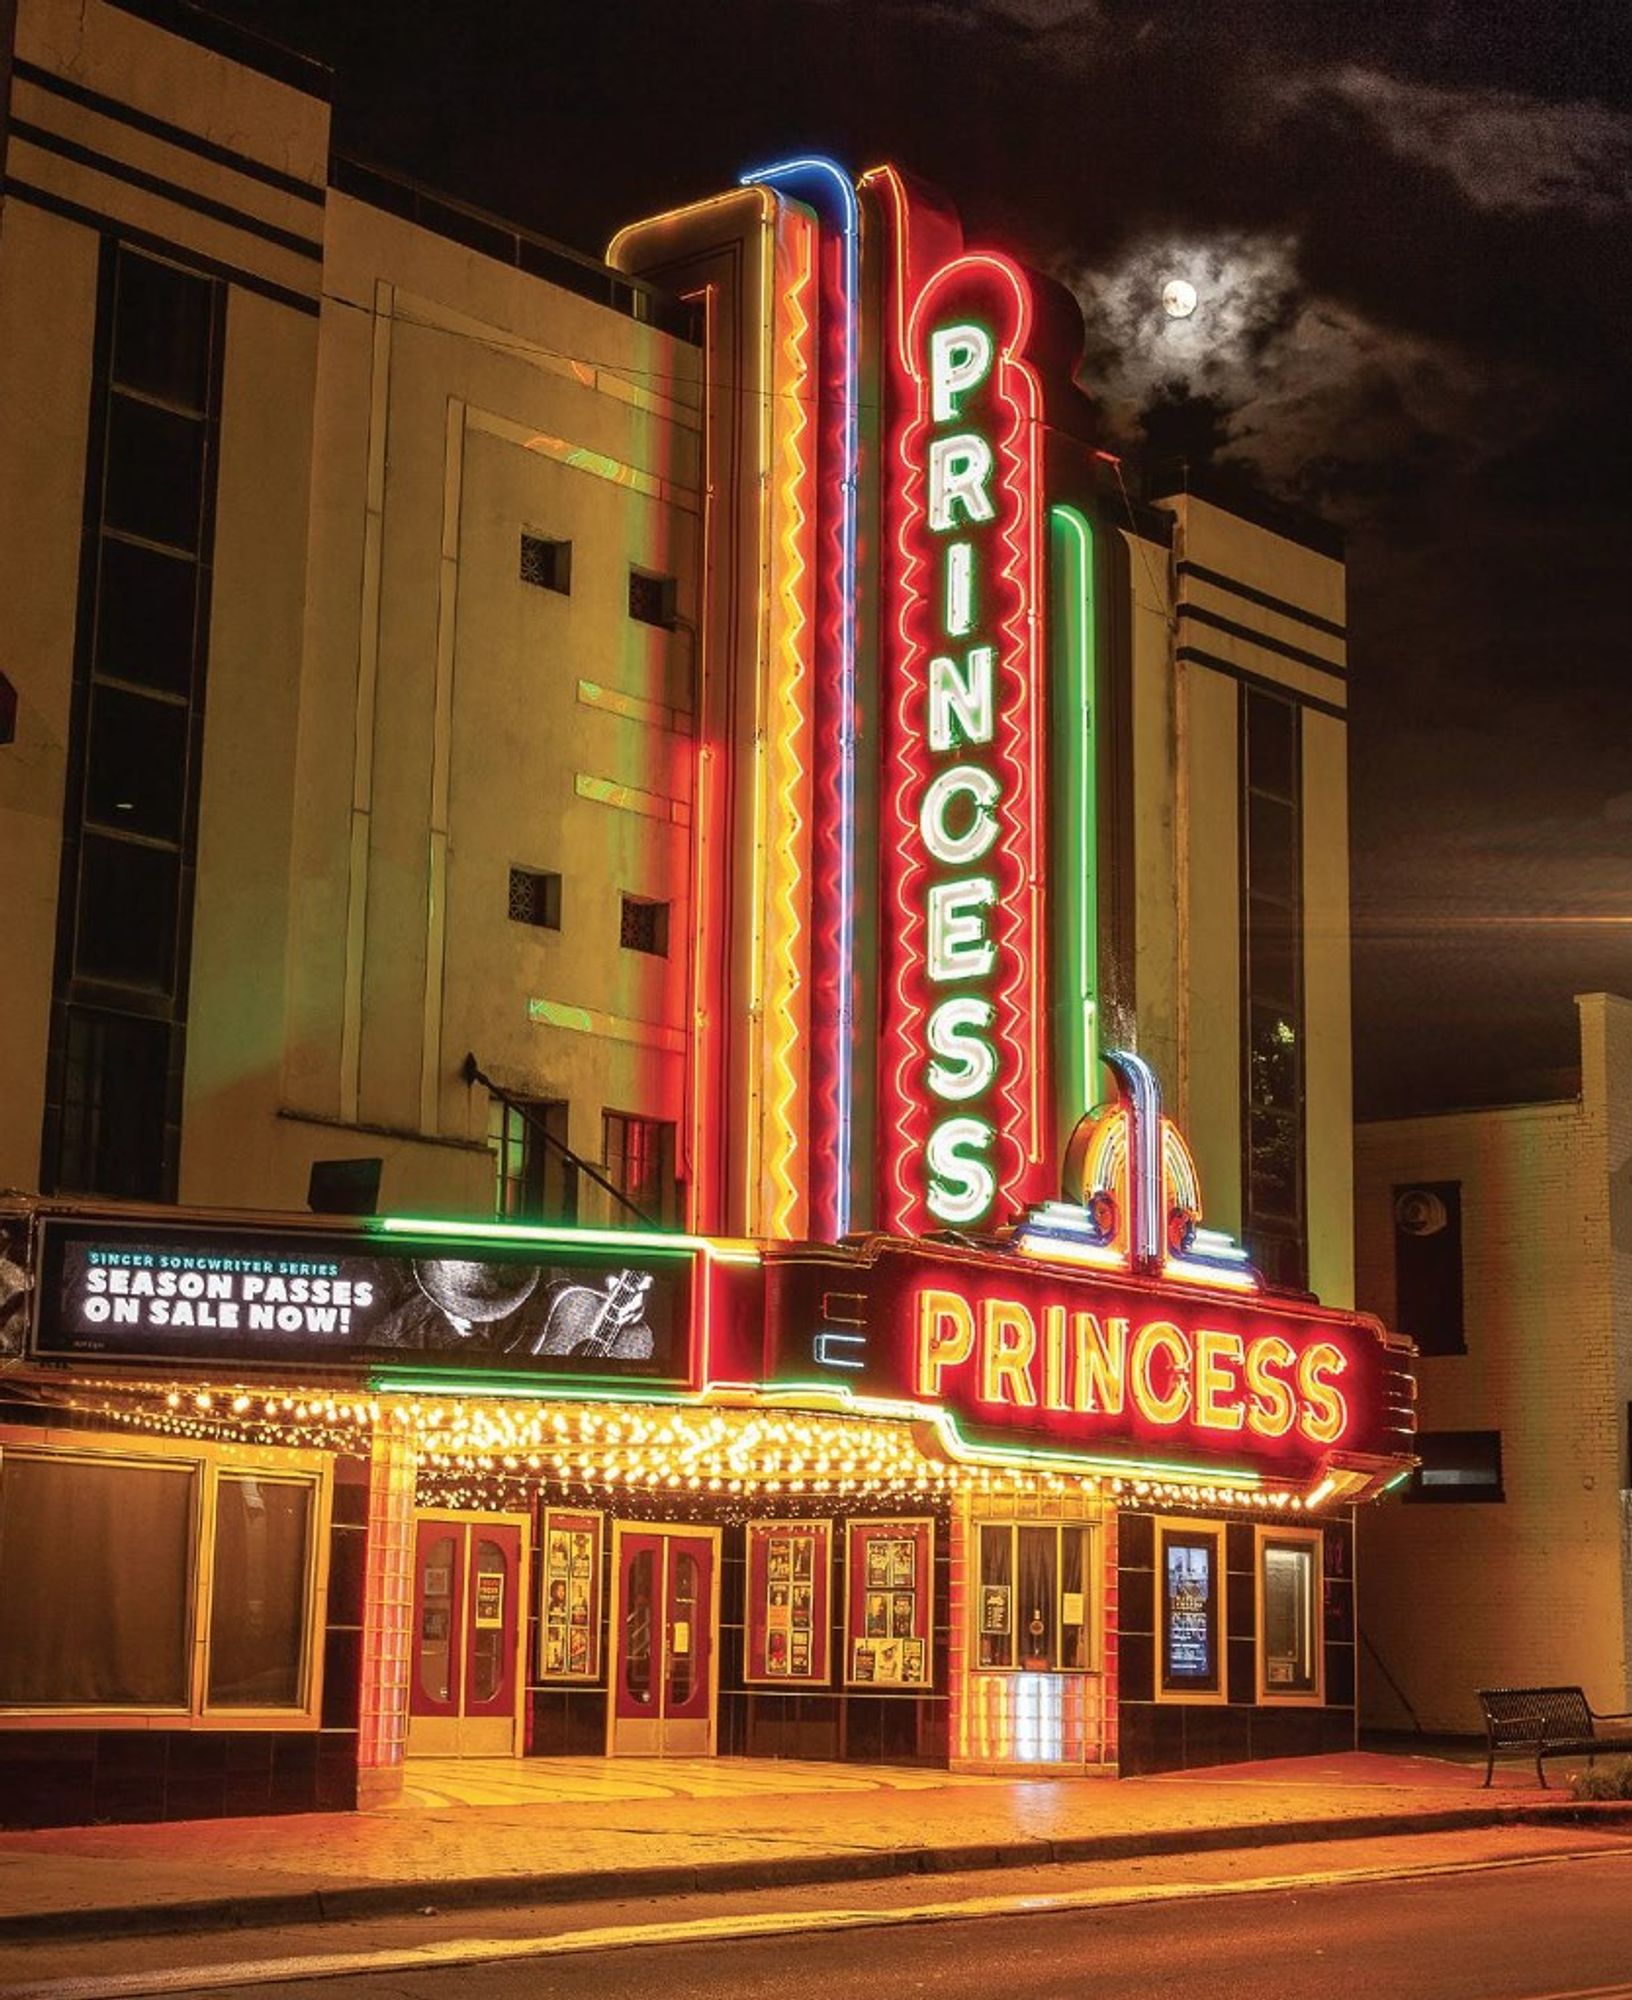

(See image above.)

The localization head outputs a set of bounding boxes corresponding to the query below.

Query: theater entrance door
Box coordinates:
[408,1512,529,1758]
[609,1525,720,1755]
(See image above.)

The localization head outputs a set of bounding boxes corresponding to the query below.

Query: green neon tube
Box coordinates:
[1050,505,1099,1129]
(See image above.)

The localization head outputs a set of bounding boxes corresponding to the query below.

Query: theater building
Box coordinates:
[0,0,1413,1825]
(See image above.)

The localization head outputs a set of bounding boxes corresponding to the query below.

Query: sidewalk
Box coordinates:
[0,1750,1624,1944]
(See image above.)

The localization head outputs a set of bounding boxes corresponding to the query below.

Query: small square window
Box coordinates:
[508,867,561,929]
[620,895,669,956]
[519,534,571,594]
[628,568,678,629]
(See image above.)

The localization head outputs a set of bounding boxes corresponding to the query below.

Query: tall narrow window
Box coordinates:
[1241,688,1305,1289]
[207,1476,315,1709]
[41,244,221,1200]
[602,1112,679,1226]
[488,1095,576,1222]
[1393,1182,1465,1355]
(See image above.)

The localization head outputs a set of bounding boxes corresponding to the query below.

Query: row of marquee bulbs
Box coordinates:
[60,1383,1315,1514]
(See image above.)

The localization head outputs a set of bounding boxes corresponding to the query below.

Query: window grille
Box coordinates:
[508,867,561,929]
[619,895,669,956]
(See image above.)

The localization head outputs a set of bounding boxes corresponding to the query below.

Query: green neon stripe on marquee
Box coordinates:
[1050,505,1098,1128]
[372,1214,759,1263]
[368,1374,700,1403]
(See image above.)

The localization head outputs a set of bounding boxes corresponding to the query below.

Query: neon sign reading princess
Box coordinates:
[882,244,1048,1236]
[920,320,1006,1224]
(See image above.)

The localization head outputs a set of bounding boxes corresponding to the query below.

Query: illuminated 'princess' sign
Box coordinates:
[915,1288,1349,1447]
[871,170,1049,1236]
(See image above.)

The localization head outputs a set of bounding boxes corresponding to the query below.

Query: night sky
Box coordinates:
[219,0,1631,1120]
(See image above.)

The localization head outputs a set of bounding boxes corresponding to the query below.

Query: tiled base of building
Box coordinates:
[1116,1702,1356,1775]
[0,1727,359,1829]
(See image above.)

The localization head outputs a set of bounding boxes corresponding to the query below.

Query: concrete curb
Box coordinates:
[3,1799,1629,1946]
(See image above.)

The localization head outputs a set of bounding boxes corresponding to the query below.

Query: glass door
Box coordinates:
[610,1526,718,1755]
[408,1513,528,1758]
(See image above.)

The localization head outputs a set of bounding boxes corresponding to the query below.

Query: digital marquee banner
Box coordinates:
[32,1219,692,1380]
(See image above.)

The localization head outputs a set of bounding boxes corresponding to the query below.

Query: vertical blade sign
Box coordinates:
[882,247,1048,1237]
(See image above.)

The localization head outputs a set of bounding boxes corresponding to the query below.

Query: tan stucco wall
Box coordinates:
[278,195,702,1218]
[0,199,97,1190]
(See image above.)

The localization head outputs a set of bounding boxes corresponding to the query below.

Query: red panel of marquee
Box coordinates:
[866,167,1052,1239]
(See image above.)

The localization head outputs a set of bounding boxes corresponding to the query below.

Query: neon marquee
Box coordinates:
[766,1233,1414,1490]
[915,1288,1349,1447]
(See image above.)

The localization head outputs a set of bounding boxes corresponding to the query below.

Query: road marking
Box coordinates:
[1515,1988,1632,2000]
[3,1844,1629,1999]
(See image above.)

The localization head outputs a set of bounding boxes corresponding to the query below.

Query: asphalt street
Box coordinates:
[6,1839,1632,2000]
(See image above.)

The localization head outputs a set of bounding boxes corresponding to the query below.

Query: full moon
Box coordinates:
[1162,278,1198,319]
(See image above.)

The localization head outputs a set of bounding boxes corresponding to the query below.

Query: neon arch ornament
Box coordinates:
[1014,1050,1261,1292]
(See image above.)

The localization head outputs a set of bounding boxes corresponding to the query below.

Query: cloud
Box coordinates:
[1057,227,1549,534]
[1294,65,1632,218]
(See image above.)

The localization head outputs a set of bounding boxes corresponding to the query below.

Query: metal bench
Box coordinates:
[1477,1685,1632,1787]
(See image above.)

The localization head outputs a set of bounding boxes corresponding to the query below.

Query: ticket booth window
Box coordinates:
[975,1524,1096,1672]
[1257,1526,1323,1703]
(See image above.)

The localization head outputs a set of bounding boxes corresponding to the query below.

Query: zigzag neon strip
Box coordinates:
[760,207,817,1238]
[740,157,860,1241]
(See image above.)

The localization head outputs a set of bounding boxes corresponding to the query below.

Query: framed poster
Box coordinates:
[744,1519,833,1685]
[1154,1518,1227,1704]
[538,1507,603,1681]
[844,1517,933,1689]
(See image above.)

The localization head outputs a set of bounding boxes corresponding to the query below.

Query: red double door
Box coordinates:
[409,1513,528,1757]
[609,1526,719,1755]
